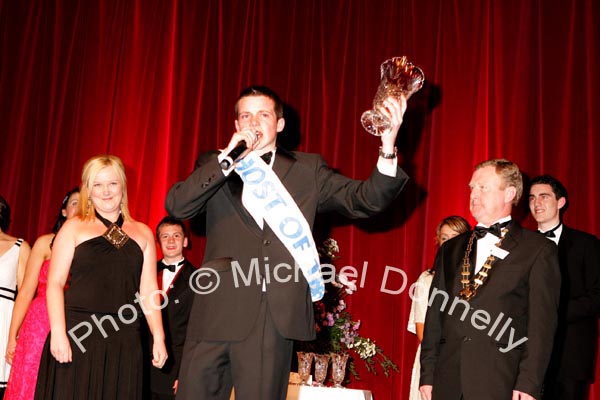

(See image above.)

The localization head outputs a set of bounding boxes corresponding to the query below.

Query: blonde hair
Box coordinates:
[79,155,132,222]
[474,158,523,206]
[435,215,471,246]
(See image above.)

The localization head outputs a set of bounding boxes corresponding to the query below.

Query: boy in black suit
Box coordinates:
[149,217,195,400]
[529,175,600,400]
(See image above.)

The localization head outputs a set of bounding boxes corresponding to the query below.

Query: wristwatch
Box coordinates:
[379,146,397,159]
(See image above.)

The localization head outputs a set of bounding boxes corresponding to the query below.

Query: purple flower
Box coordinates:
[326,313,335,326]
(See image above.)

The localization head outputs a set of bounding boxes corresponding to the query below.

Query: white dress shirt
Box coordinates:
[160,258,185,291]
[474,216,512,274]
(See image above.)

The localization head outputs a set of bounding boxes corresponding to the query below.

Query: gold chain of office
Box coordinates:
[458,228,508,301]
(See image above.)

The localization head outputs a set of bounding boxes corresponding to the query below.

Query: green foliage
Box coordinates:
[296,239,399,382]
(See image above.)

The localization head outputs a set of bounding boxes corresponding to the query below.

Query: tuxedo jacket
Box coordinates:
[150,260,196,395]
[165,148,408,342]
[420,222,561,400]
[546,225,600,383]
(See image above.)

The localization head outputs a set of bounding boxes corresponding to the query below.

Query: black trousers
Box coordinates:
[176,296,293,400]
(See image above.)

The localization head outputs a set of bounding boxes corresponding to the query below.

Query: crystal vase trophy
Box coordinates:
[313,354,330,387]
[361,56,425,136]
[296,352,314,386]
[331,352,349,388]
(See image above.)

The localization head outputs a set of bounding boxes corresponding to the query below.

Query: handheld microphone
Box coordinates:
[220,141,248,169]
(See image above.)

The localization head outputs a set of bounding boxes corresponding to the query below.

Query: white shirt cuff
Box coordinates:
[376,156,397,177]
[217,151,235,176]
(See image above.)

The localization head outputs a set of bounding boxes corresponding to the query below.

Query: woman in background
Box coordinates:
[407,215,471,400]
[0,196,31,399]
[4,188,79,400]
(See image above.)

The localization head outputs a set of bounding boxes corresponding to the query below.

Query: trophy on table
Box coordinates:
[361,56,425,136]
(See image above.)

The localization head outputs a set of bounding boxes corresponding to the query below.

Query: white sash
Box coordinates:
[235,152,325,301]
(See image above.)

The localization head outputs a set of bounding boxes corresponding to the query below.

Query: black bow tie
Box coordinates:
[260,151,273,165]
[159,260,184,273]
[540,223,561,238]
[473,221,511,239]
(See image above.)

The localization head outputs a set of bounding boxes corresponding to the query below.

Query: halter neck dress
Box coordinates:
[35,217,144,399]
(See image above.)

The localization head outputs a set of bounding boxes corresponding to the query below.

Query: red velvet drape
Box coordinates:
[1,1,599,398]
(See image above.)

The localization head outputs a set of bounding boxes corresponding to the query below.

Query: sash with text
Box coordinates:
[235,153,325,301]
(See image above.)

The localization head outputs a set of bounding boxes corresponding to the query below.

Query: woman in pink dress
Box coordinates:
[4,188,79,400]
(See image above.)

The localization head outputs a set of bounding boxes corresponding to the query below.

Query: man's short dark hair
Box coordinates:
[530,174,569,215]
[235,85,284,119]
[156,216,187,241]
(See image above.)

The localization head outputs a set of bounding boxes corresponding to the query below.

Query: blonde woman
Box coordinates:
[34,155,167,399]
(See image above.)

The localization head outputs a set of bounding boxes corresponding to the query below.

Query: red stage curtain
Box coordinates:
[1,1,598,398]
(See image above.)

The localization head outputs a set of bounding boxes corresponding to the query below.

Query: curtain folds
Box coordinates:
[1,1,598,398]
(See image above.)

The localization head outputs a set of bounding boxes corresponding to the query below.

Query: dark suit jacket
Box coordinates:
[420,222,561,400]
[150,260,196,395]
[545,225,600,383]
[165,148,408,342]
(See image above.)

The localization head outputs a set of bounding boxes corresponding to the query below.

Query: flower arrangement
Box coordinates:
[297,238,399,381]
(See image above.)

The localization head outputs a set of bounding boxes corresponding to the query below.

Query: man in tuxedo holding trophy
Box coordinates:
[165,60,423,399]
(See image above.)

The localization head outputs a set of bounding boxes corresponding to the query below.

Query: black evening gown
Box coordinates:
[35,227,144,400]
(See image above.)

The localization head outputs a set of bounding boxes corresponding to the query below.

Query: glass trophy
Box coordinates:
[361,56,425,136]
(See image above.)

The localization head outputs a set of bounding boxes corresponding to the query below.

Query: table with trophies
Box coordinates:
[289,352,374,400]
[230,351,373,399]
[285,383,373,400]
[230,381,372,400]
